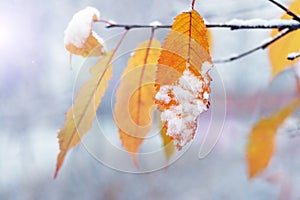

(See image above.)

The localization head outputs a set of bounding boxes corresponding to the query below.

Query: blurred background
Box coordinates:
[1,0,300,199]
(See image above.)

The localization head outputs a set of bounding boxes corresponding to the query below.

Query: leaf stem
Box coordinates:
[192,0,195,9]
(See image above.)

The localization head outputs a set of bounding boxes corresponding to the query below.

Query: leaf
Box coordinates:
[114,39,161,164]
[65,31,106,57]
[207,29,213,51]
[155,9,213,150]
[246,98,300,178]
[64,7,106,57]
[54,51,114,178]
[156,10,211,86]
[159,115,175,160]
[269,0,300,78]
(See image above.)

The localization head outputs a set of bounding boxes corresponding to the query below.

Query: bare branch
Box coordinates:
[214,28,295,63]
[267,0,300,22]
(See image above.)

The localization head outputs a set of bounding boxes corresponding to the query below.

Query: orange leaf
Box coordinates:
[64,7,106,57]
[246,98,300,178]
[114,39,161,164]
[54,51,114,178]
[155,9,212,150]
[269,0,300,78]
[156,9,211,86]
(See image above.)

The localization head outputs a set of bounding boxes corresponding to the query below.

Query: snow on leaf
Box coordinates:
[246,98,300,178]
[156,68,211,149]
[155,9,212,150]
[54,51,114,178]
[158,115,175,160]
[114,39,161,164]
[64,7,106,57]
[269,0,300,79]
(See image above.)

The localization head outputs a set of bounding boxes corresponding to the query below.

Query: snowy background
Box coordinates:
[1,0,300,199]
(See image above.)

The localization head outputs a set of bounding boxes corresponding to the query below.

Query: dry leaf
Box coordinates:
[114,39,161,164]
[246,98,300,178]
[269,0,300,78]
[64,7,106,57]
[54,51,114,178]
[155,9,212,150]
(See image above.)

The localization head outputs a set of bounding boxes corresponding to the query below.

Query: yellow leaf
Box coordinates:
[64,7,106,57]
[65,31,106,57]
[54,51,114,178]
[246,98,300,178]
[155,9,212,150]
[269,0,300,78]
[159,115,175,160]
[114,39,161,164]
[207,29,213,51]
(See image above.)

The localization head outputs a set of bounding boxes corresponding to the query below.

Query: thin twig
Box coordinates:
[288,51,300,60]
[268,0,300,22]
[213,28,295,63]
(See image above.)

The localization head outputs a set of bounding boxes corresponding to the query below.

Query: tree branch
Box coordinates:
[213,28,295,63]
[96,0,300,64]
[106,19,300,30]
[267,0,300,22]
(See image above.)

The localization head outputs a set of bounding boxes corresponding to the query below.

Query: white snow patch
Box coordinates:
[225,18,299,27]
[203,91,209,100]
[155,86,172,104]
[156,68,211,149]
[64,7,100,48]
[108,20,116,25]
[202,61,213,74]
[150,20,162,26]
[288,51,300,61]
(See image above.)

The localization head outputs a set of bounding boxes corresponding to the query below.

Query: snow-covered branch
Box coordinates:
[97,0,300,63]
[106,19,300,30]
[207,19,300,30]
[288,51,300,60]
